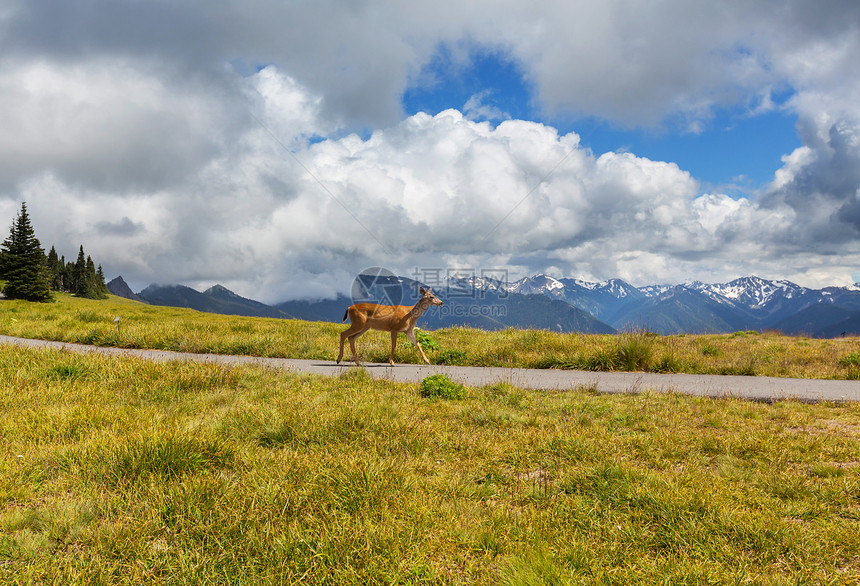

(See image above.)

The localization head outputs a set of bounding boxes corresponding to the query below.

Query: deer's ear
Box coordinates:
[419,287,427,295]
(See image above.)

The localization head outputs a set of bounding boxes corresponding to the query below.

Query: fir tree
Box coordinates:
[0,203,53,301]
[84,255,107,299]
[46,245,63,291]
[73,245,88,297]
[58,255,69,292]
[65,246,108,299]
[96,265,108,297]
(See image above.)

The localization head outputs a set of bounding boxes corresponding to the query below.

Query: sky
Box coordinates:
[2,0,860,303]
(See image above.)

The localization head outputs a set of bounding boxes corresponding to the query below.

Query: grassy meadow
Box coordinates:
[1,293,860,379]
[1,341,858,584]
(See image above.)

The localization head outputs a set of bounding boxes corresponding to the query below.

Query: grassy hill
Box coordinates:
[1,293,860,379]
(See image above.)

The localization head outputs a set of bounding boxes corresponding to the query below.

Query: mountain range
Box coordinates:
[107,274,860,338]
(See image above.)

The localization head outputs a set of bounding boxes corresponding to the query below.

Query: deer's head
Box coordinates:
[419,287,444,306]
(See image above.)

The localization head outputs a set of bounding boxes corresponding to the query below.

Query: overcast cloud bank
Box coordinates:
[1,1,860,302]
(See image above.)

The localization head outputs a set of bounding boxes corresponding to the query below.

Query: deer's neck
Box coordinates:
[408,298,431,319]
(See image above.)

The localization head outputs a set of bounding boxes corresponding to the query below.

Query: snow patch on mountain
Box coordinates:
[509,274,565,296]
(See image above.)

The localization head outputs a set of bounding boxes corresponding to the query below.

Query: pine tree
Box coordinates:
[73,246,89,297]
[84,255,107,299]
[58,255,68,292]
[96,265,108,297]
[46,245,63,291]
[0,203,53,301]
[63,258,74,293]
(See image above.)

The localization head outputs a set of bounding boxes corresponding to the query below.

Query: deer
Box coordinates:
[337,287,444,366]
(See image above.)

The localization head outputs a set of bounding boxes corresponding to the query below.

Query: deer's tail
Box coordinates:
[342,308,350,322]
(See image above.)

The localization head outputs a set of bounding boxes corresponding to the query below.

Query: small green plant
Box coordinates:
[419,373,465,399]
[413,328,440,351]
[838,352,860,368]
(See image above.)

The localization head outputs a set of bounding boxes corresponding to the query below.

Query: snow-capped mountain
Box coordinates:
[508,274,566,297]
[445,273,860,336]
[445,274,508,295]
[123,273,860,337]
[700,276,809,310]
[638,284,673,297]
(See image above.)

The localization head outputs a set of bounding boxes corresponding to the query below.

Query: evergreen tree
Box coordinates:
[59,255,69,292]
[96,265,108,297]
[0,203,53,301]
[84,255,107,299]
[46,245,63,291]
[62,258,74,293]
[64,246,108,299]
[73,246,91,297]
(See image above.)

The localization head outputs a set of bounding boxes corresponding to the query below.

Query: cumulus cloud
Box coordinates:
[27,104,796,300]
[1,0,860,299]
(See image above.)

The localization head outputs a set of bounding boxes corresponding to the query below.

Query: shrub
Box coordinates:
[419,374,465,400]
[838,352,860,368]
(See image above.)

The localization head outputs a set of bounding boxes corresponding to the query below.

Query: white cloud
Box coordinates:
[463,91,509,122]
[0,58,244,192]
[2,0,860,298]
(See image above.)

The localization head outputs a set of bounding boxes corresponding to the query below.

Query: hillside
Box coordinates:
[137,283,293,319]
[1,292,859,379]
[108,273,860,337]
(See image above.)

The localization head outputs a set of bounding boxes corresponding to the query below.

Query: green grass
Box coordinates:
[2,293,860,379]
[0,344,858,583]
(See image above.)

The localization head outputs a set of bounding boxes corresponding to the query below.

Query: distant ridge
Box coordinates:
[280,276,615,334]
[116,274,860,337]
[106,276,148,304]
[137,283,293,319]
[282,274,860,337]
[487,274,860,336]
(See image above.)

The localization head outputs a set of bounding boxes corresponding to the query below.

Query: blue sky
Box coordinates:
[403,48,801,193]
[2,1,860,299]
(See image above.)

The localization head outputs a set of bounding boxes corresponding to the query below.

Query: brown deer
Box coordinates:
[337,287,444,366]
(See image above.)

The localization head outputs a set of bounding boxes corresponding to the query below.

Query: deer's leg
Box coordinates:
[389,330,399,366]
[405,329,431,365]
[348,327,369,365]
[338,320,364,364]
[337,329,349,363]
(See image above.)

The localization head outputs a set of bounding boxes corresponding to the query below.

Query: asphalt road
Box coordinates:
[2,334,858,402]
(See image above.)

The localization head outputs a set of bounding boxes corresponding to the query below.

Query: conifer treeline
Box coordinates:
[0,202,108,301]
[46,245,109,299]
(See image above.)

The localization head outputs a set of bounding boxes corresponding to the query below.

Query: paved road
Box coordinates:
[2,335,858,402]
